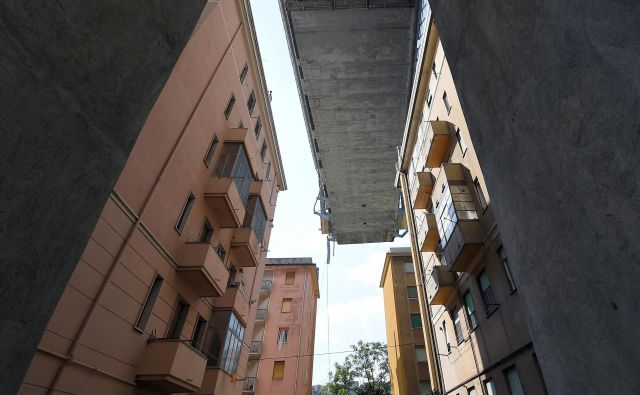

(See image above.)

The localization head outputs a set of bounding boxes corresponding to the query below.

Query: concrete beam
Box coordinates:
[0,1,206,392]
[430,0,640,392]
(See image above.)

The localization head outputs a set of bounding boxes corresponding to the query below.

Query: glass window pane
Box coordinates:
[485,380,497,395]
[407,286,418,299]
[411,314,422,328]
[405,261,414,273]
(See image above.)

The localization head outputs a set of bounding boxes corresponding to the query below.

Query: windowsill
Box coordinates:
[510,288,518,295]
[485,307,499,319]
[133,326,144,334]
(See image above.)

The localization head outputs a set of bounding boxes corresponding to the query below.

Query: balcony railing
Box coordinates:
[427,261,456,305]
[243,377,257,392]
[255,308,267,321]
[416,213,438,252]
[204,177,246,228]
[136,339,207,393]
[230,227,260,267]
[425,121,454,168]
[412,171,435,210]
[261,279,272,292]
[249,341,262,356]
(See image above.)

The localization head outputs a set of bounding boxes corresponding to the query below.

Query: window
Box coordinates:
[442,320,451,353]
[505,366,525,395]
[204,311,245,373]
[224,94,236,120]
[432,62,438,77]
[247,91,256,115]
[498,246,517,291]
[277,328,289,344]
[254,117,262,138]
[167,297,189,339]
[415,346,427,362]
[214,143,254,204]
[273,361,285,379]
[474,177,488,211]
[204,136,219,167]
[199,219,214,243]
[478,270,498,315]
[285,272,295,285]
[410,313,422,329]
[463,291,479,330]
[239,63,249,83]
[468,388,477,395]
[452,308,464,343]
[485,380,497,395]
[214,243,226,262]
[404,261,414,273]
[419,381,430,395]
[455,127,468,156]
[407,286,418,299]
[443,91,452,114]
[243,195,267,245]
[135,274,163,331]
[435,184,458,248]
[260,141,267,161]
[192,315,208,349]
[426,88,432,107]
[282,298,292,313]
[176,193,195,234]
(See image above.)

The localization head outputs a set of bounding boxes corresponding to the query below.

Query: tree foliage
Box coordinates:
[322,341,391,395]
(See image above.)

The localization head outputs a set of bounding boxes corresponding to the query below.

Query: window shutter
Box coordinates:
[273,361,285,378]
[506,366,525,395]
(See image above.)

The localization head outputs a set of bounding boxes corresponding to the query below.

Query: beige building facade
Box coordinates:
[244,258,319,395]
[18,1,286,394]
[394,14,548,395]
[380,248,432,395]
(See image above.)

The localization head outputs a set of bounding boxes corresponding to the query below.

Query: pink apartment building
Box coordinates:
[18,1,287,394]
[243,258,319,395]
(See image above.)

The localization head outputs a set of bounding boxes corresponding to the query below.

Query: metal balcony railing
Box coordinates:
[261,279,272,292]
[249,341,262,354]
[243,377,257,392]
[255,308,267,321]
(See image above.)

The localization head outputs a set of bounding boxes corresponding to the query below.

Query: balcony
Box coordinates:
[250,179,273,211]
[225,128,262,179]
[255,308,267,321]
[260,279,272,292]
[442,220,484,272]
[243,377,257,393]
[425,121,454,168]
[136,339,207,393]
[249,341,262,359]
[417,213,438,252]
[177,242,229,297]
[204,177,245,228]
[231,227,260,267]
[427,263,456,305]
[413,171,435,210]
[213,286,249,321]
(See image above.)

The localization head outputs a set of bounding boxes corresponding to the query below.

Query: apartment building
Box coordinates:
[395,13,547,395]
[244,258,319,395]
[380,248,431,395]
[18,1,286,394]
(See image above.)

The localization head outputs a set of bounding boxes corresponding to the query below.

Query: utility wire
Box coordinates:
[253,341,423,362]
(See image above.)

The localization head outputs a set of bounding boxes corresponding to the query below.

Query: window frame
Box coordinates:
[204,136,219,167]
[239,63,249,83]
[477,270,498,315]
[455,127,468,156]
[407,285,419,299]
[443,91,452,114]
[463,290,479,331]
[498,246,517,292]
[281,298,292,313]
[277,328,289,344]
[191,315,208,349]
[474,177,488,211]
[247,91,256,115]
[285,271,295,285]
[224,94,236,120]
[135,274,164,331]
[404,261,414,273]
[176,192,196,234]
[273,360,285,379]
[167,297,189,339]
[452,308,464,344]
[410,313,422,329]
[199,218,214,243]
[254,117,262,139]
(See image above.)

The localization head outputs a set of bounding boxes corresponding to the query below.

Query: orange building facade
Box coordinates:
[18,1,286,394]
[243,258,319,395]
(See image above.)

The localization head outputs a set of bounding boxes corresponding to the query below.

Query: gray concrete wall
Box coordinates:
[429,1,640,393]
[0,1,205,392]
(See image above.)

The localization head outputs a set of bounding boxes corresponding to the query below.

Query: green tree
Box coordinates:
[322,341,391,395]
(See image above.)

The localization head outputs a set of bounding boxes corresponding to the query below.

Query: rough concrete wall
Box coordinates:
[0,1,205,392]
[429,0,640,393]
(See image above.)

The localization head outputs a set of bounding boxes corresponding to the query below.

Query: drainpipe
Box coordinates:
[398,170,445,393]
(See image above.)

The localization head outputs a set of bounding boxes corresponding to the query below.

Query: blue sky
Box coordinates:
[249,0,409,385]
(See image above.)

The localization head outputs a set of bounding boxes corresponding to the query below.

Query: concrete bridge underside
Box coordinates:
[0,2,207,393]
[281,1,416,244]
